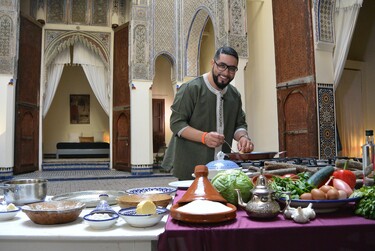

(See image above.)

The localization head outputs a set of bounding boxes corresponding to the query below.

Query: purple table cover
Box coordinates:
[158,190,375,251]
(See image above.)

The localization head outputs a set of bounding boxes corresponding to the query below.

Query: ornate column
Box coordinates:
[0,1,19,179]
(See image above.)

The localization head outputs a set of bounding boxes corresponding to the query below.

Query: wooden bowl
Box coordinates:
[22,200,85,225]
[116,193,172,208]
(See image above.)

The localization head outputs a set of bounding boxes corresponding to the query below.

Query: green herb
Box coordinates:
[350,186,375,220]
[270,172,314,199]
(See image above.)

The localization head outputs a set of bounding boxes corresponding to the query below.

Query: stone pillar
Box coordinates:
[0,1,19,179]
[231,58,248,112]
[130,80,154,175]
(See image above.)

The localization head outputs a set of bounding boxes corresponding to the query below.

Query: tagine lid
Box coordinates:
[177,165,227,204]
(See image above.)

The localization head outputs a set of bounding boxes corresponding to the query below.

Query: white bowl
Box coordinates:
[83,212,119,230]
[0,207,21,221]
[118,207,169,228]
[125,187,176,195]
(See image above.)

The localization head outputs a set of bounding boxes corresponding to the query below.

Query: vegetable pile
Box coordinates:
[270,172,314,200]
[350,186,375,220]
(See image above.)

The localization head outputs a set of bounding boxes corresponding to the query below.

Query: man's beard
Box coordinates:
[212,70,233,90]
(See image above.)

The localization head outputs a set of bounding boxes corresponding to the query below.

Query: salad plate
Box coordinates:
[168,180,194,189]
[278,197,360,213]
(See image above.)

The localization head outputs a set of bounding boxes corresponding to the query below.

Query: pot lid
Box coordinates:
[206,151,239,170]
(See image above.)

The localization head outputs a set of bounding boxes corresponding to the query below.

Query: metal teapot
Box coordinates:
[235,167,280,218]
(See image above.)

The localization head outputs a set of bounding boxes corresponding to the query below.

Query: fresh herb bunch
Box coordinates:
[270,172,314,199]
[350,186,375,220]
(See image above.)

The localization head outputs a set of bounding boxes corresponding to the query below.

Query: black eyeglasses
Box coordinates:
[214,61,238,73]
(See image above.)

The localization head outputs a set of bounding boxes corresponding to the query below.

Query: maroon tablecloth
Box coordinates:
[158,190,375,251]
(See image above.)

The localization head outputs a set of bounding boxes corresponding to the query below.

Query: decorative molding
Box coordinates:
[313,0,335,51]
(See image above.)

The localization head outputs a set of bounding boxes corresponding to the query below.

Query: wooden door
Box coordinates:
[112,23,131,171]
[152,99,165,153]
[14,15,42,174]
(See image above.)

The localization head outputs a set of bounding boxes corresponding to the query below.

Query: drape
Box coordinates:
[43,48,70,117]
[333,0,363,90]
[73,43,110,115]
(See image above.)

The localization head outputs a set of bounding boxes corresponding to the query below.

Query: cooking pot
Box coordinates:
[0,179,48,205]
[226,151,283,161]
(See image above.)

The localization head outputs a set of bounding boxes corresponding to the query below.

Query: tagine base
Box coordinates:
[170,203,237,223]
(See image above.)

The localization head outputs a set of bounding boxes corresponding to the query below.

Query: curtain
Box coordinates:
[43,48,70,117]
[333,0,363,90]
[73,43,110,115]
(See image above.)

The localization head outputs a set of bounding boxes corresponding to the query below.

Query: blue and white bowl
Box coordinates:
[118,207,169,228]
[125,187,176,195]
[83,212,119,230]
[0,206,21,221]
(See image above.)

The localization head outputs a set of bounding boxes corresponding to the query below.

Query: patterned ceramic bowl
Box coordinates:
[118,207,169,228]
[125,187,176,195]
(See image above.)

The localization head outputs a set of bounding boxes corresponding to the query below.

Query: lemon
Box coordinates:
[136,200,156,215]
[6,203,17,211]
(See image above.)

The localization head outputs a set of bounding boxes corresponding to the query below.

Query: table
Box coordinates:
[0,205,166,251]
[158,190,375,251]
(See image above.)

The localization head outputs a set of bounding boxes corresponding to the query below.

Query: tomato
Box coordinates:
[333,169,356,189]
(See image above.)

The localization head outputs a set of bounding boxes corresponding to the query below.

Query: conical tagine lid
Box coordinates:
[177,165,227,204]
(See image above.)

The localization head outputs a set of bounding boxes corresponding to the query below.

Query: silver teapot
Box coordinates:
[236,167,280,218]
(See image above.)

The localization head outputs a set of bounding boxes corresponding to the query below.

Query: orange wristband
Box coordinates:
[201,132,208,144]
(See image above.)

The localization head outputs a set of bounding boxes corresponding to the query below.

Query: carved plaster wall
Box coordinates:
[0,0,19,75]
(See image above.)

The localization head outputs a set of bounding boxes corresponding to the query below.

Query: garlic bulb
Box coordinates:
[291,207,310,224]
[283,204,297,219]
[302,203,316,220]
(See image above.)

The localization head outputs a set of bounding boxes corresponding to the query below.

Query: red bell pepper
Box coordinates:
[332,160,356,189]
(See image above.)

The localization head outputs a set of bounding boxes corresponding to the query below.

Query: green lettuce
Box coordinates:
[211,169,253,205]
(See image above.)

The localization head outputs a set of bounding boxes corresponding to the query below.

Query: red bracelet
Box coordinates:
[201,132,208,144]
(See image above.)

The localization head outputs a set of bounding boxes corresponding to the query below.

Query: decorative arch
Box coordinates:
[152,51,176,83]
[185,8,215,77]
[44,31,110,69]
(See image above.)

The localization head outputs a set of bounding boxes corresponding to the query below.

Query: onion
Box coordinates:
[332,178,353,197]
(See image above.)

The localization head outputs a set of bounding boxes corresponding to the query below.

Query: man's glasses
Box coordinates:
[214,61,238,73]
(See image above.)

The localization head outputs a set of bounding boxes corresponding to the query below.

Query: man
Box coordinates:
[164,46,254,180]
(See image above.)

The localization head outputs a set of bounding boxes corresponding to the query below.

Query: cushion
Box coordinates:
[68,132,82,142]
[79,136,94,143]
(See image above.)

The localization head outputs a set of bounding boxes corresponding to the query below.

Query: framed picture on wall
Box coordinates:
[70,94,90,124]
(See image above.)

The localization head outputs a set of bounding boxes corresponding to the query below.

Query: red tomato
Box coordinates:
[333,169,356,189]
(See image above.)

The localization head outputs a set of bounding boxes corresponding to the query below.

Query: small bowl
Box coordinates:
[22,200,85,225]
[0,206,21,221]
[117,193,172,208]
[83,212,119,230]
[125,186,177,195]
[118,207,169,227]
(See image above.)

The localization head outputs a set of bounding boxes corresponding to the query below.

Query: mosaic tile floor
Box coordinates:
[8,169,177,196]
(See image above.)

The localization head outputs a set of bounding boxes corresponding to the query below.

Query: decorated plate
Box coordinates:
[278,197,361,213]
[125,186,177,195]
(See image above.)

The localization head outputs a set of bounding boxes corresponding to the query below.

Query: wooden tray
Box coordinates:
[170,202,237,223]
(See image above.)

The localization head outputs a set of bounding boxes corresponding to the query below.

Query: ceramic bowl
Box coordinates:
[0,206,21,221]
[83,212,119,230]
[125,186,176,195]
[118,207,169,228]
[22,200,85,225]
[117,193,172,208]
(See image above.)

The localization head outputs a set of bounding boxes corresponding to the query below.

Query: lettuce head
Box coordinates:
[211,169,253,205]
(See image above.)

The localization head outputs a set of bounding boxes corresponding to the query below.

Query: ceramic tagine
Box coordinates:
[236,167,280,218]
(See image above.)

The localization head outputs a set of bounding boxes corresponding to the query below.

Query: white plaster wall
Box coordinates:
[0,75,15,167]
[245,0,279,152]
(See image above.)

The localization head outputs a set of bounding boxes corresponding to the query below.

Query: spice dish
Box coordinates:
[83,212,119,230]
[0,206,21,221]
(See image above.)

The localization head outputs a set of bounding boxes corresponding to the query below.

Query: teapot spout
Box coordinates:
[235,189,247,208]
